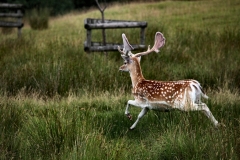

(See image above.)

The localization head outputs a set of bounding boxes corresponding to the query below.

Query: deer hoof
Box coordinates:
[130,126,135,130]
[217,122,226,128]
[126,113,132,120]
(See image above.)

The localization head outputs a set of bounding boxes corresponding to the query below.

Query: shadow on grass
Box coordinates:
[91,109,200,139]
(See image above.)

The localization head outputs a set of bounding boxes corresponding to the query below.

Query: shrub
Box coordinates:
[27,8,50,30]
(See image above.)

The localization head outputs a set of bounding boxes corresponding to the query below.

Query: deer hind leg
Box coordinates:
[194,103,219,127]
[130,107,149,130]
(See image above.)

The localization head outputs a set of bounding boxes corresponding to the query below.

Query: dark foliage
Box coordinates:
[2,0,130,15]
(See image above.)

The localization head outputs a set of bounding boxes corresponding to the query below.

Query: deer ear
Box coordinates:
[122,33,134,53]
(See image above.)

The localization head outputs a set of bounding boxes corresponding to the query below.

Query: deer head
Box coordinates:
[118,32,166,72]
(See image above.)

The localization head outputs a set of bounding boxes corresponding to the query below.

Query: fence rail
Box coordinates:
[0,3,23,8]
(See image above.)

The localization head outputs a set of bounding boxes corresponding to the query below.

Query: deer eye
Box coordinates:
[124,62,127,65]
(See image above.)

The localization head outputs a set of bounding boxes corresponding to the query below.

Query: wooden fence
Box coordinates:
[84,18,147,52]
[0,3,24,38]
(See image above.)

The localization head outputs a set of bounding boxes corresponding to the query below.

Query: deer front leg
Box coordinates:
[125,100,133,120]
[130,107,149,129]
[125,100,144,120]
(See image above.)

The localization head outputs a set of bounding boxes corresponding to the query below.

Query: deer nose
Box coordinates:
[119,66,123,71]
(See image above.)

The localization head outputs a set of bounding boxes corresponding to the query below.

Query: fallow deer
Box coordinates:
[118,32,219,129]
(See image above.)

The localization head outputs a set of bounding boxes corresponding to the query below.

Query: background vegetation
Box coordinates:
[0,0,240,159]
[2,0,142,15]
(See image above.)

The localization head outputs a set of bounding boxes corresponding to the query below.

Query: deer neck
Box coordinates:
[129,59,145,87]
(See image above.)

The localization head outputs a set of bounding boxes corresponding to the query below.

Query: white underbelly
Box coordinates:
[148,101,173,111]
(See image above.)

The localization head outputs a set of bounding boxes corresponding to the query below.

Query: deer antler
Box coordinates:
[118,33,134,60]
[133,32,165,57]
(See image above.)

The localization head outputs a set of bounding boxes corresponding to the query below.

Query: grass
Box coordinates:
[0,0,240,159]
[1,89,240,159]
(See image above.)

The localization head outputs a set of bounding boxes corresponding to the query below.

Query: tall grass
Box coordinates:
[0,28,239,96]
[0,89,239,159]
[0,0,240,159]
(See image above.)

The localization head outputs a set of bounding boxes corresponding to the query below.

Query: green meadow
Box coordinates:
[0,0,240,159]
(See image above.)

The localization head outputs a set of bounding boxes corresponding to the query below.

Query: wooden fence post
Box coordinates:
[86,29,92,49]
[140,27,146,45]
[17,9,22,38]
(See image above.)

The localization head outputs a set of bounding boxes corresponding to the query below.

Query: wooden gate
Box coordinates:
[84,18,147,52]
[0,3,24,38]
